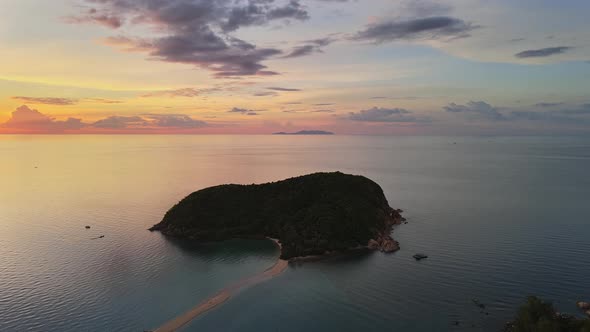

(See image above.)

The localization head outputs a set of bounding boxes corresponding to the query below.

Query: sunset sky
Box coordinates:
[1,0,589,134]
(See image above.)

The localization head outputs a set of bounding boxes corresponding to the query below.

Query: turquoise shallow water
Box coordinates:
[1,135,589,331]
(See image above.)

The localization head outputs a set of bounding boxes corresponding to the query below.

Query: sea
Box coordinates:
[1,135,589,331]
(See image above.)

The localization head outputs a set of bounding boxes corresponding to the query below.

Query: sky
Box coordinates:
[0,0,589,135]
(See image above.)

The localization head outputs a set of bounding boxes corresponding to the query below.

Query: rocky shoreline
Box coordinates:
[367,207,405,253]
[278,207,405,263]
[152,207,406,262]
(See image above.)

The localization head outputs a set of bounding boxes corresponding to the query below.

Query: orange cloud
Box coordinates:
[0,105,208,134]
[1,105,85,133]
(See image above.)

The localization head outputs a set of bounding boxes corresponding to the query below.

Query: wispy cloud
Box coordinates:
[253,91,278,97]
[267,87,302,92]
[283,37,336,58]
[515,46,572,58]
[142,88,202,98]
[353,16,478,43]
[11,96,124,105]
[11,96,78,105]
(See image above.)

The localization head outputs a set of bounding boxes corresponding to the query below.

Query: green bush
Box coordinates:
[506,296,590,332]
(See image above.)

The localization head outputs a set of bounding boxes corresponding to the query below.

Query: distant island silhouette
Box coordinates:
[272,130,334,135]
[150,172,403,260]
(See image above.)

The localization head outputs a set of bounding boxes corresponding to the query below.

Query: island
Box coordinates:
[150,172,404,260]
[272,130,334,135]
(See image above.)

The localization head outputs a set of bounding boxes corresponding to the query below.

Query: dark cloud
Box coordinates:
[283,44,317,58]
[222,0,308,32]
[314,103,334,106]
[283,109,334,114]
[283,37,336,58]
[1,105,85,131]
[353,16,478,43]
[253,91,278,97]
[444,101,506,120]
[64,8,123,28]
[228,107,259,115]
[347,107,426,122]
[11,96,78,105]
[69,0,312,77]
[12,96,125,105]
[515,46,572,58]
[142,88,202,98]
[267,87,302,91]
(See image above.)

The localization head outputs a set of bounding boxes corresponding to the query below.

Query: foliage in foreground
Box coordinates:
[505,296,590,332]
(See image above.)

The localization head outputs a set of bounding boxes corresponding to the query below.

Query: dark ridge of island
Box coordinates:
[150,172,404,260]
[272,130,334,135]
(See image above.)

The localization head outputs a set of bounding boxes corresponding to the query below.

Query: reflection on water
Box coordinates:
[1,135,589,332]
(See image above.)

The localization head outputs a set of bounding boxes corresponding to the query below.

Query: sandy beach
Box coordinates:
[153,238,287,332]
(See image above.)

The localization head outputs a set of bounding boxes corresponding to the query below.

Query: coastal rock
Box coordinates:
[577,301,590,311]
[413,253,428,260]
[380,237,400,252]
[367,239,379,250]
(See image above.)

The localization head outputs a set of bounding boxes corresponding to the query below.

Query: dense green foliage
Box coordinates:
[151,172,394,259]
[505,296,590,332]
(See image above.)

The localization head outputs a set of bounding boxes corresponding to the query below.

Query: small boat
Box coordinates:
[413,253,428,260]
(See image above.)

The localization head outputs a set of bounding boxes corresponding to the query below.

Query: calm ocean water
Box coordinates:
[1,135,589,331]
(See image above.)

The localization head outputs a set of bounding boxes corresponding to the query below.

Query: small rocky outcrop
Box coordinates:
[366,207,404,253]
[367,239,380,250]
[577,302,590,311]
[413,253,428,260]
[577,301,590,317]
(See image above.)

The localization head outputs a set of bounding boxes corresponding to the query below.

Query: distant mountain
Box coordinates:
[272,130,334,135]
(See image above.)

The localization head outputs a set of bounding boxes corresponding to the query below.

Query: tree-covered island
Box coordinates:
[150,172,405,260]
